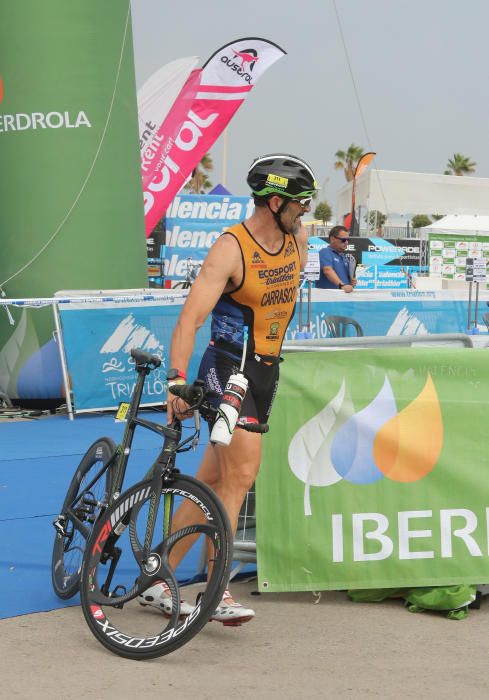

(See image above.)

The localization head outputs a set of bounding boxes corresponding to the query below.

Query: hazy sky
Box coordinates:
[130,0,489,216]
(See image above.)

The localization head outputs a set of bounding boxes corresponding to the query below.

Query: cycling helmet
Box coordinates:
[247,153,318,199]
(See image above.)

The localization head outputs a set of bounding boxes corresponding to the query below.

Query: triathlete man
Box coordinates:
[139,154,318,624]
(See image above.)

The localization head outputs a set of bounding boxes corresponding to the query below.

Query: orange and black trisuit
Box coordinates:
[198,222,301,425]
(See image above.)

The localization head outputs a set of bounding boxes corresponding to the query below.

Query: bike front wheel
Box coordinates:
[51,437,116,599]
[80,474,232,660]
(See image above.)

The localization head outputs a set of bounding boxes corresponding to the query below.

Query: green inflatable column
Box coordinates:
[0,1,147,399]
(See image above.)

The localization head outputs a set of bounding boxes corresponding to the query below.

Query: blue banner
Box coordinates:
[164,194,253,282]
[355,265,413,290]
[59,299,210,411]
[58,289,489,411]
[289,289,489,338]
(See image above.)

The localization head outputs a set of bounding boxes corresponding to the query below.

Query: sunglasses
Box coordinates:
[290,197,313,208]
[334,236,349,243]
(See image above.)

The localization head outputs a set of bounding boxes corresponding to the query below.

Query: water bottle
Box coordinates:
[210,372,248,446]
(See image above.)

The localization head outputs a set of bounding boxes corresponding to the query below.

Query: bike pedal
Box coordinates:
[209,617,245,627]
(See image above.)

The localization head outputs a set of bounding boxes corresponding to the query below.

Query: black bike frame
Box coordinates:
[64,364,200,542]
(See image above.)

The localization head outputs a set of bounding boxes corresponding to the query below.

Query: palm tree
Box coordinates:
[444,153,476,176]
[185,152,214,193]
[334,144,365,182]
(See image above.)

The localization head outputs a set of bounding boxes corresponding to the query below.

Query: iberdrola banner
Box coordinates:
[0,0,146,399]
[143,37,286,235]
[257,348,489,591]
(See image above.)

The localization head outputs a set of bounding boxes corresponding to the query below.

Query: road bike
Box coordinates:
[79,376,258,660]
[52,349,164,599]
[53,347,266,659]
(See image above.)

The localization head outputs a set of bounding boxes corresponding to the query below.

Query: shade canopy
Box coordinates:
[423,214,489,233]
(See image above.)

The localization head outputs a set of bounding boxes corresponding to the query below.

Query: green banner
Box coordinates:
[428,232,489,284]
[0,1,147,398]
[257,348,489,592]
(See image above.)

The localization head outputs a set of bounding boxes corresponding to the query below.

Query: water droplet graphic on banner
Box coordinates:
[374,374,442,482]
[288,379,354,515]
[331,377,398,484]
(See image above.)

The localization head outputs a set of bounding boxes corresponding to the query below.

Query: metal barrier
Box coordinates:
[283,333,474,351]
[0,291,188,419]
[230,332,478,576]
[231,487,257,581]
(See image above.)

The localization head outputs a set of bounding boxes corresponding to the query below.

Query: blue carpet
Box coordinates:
[0,412,208,619]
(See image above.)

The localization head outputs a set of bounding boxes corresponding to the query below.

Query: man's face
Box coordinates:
[274,197,311,235]
[330,231,350,252]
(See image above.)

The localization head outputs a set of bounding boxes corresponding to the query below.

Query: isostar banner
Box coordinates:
[138,56,198,265]
[143,37,286,236]
[164,194,253,281]
[257,348,489,591]
[137,56,198,159]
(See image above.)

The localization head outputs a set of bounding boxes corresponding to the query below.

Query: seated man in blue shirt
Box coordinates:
[316,225,356,292]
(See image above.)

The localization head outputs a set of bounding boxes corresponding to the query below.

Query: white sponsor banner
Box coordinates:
[137,57,198,155]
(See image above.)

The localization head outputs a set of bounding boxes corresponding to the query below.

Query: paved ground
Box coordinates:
[2,579,489,699]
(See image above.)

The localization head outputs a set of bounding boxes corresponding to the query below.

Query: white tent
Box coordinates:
[337,169,489,220]
[423,214,489,234]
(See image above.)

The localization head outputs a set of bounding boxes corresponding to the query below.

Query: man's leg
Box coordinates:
[208,428,261,534]
[167,427,261,568]
[197,428,261,622]
[139,429,261,622]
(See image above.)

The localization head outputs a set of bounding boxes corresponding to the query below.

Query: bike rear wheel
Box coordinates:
[80,474,232,660]
[51,437,116,599]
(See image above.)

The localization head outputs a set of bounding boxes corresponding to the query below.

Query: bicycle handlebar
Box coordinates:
[241,422,269,434]
[169,382,269,434]
[169,382,206,405]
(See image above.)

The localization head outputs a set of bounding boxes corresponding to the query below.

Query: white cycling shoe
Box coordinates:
[138,581,195,618]
[210,589,255,626]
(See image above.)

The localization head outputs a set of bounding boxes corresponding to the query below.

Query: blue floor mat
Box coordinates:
[0,413,208,619]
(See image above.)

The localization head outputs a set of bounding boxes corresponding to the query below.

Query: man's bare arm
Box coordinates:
[169,234,241,376]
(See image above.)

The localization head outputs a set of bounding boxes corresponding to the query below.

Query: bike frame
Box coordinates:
[63,363,200,543]
[79,411,204,597]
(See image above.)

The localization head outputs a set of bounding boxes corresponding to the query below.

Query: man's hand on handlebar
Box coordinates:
[166,385,193,423]
[166,380,269,435]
